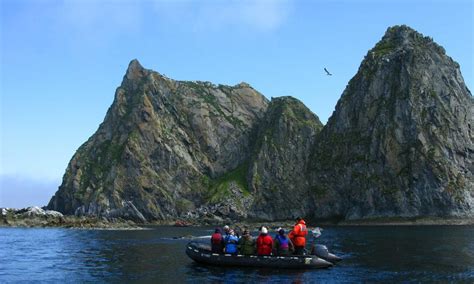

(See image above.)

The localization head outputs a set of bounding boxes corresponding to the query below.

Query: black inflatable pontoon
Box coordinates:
[186,242,333,269]
[311,244,343,263]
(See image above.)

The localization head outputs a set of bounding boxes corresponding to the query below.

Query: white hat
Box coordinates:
[261,227,268,234]
[223,225,230,230]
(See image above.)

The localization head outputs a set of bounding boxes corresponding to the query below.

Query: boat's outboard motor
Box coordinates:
[311,244,342,263]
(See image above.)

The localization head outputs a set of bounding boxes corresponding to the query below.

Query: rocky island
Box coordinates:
[9,25,470,228]
[1,206,140,229]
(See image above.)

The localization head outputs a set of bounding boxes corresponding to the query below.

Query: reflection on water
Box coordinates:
[0,226,473,282]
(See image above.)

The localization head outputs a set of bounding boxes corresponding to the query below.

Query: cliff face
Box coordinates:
[309,25,474,220]
[49,25,473,222]
[48,60,269,221]
[248,97,323,220]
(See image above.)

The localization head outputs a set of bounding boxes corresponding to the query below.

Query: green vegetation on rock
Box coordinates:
[206,161,250,204]
[372,41,395,56]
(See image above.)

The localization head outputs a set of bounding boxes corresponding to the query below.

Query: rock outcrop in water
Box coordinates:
[0,206,139,228]
[48,25,473,222]
[309,25,473,220]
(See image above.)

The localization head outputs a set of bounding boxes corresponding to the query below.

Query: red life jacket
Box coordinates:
[256,234,273,255]
[211,233,222,244]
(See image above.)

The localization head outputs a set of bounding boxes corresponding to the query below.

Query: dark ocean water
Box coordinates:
[0,225,473,283]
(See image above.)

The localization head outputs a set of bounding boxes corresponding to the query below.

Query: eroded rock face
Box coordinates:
[48,25,473,222]
[309,25,474,220]
[48,60,268,221]
[248,97,323,220]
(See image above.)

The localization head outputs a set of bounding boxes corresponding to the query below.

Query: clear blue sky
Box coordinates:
[1,0,472,208]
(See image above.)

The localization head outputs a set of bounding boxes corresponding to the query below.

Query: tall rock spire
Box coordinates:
[310,25,473,220]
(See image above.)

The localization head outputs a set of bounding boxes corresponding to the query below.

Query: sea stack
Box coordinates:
[309,25,474,220]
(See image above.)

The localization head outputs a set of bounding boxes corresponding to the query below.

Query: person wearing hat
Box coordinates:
[223,225,230,236]
[289,217,308,255]
[273,228,294,256]
[256,226,273,256]
[238,229,256,255]
[211,227,224,253]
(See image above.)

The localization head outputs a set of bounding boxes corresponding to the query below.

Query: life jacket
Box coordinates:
[256,234,273,255]
[224,235,239,254]
[290,220,307,247]
[211,232,224,253]
[276,235,289,250]
[211,233,222,245]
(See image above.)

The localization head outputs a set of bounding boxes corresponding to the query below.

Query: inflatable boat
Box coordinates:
[185,242,333,269]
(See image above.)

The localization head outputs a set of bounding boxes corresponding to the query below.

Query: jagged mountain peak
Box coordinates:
[370,25,446,57]
[382,25,428,45]
[269,96,305,109]
[125,59,148,80]
[331,24,467,124]
[267,96,322,125]
[128,58,143,70]
[48,59,270,220]
[311,25,473,220]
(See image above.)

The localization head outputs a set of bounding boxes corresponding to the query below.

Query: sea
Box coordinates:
[1,225,473,283]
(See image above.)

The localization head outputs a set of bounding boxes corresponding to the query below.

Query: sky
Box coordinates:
[1,0,472,208]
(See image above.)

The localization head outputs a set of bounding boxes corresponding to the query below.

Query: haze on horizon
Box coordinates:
[1,0,472,208]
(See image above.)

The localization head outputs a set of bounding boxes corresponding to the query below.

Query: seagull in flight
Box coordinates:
[324,68,332,76]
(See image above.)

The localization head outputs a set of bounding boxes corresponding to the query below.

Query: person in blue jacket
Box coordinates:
[224,230,239,255]
[273,228,294,256]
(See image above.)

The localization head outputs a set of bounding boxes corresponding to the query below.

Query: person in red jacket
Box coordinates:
[256,226,273,256]
[210,227,224,253]
[289,217,308,255]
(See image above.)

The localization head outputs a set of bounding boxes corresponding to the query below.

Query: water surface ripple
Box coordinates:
[1,225,473,283]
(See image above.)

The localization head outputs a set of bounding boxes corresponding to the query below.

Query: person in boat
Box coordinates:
[223,225,230,236]
[273,228,295,256]
[223,224,241,237]
[289,217,308,255]
[233,225,242,238]
[256,226,273,256]
[238,229,256,255]
[210,227,224,253]
[224,229,239,255]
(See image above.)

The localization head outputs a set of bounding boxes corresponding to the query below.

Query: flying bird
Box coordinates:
[324,68,332,76]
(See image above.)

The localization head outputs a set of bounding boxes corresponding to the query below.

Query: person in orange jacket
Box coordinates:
[289,217,308,255]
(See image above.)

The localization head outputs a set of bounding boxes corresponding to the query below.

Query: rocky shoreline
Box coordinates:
[224,219,474,229]
[2,207,473,229]
[335,217,474,226]
[1,207,142,229]
[152,216,474,228]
